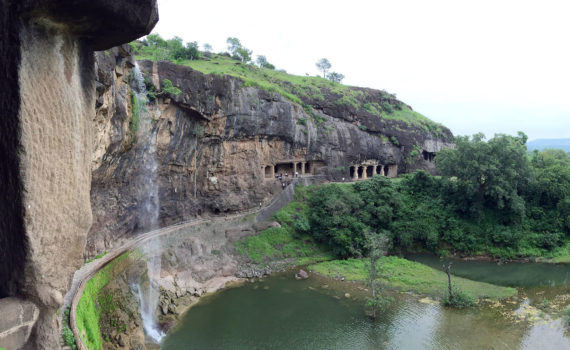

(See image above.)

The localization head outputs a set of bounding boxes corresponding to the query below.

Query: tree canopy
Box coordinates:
[227,37,252,63]
[316,58,331,78]
[436,132,530,222]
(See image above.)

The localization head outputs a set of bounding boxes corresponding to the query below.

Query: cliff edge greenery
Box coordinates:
[129,34,445,136]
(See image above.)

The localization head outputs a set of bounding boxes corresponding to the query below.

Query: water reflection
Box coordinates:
[161,270,570,350]
[407,254,570,288]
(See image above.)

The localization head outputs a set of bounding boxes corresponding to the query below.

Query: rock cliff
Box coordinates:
[0,1,157,349]
[87,48,454,257]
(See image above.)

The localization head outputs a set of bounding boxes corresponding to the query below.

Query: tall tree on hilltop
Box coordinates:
[316,58,331,78]
[227,37,252,63]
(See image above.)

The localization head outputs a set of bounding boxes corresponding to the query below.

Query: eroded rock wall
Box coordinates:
[87,54,454,258]
[0,2,157,349]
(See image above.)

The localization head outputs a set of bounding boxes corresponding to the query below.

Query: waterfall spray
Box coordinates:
[132,63,165,343]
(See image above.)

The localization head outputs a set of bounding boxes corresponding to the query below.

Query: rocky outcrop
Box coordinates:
[0,1,157,349]
[87,52,453,257]
[0,298,39,349]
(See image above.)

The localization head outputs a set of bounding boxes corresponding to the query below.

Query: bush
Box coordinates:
[61,307,77,350]
[563,307,570,326]
[442,288,475,308]
[161,79,181,96]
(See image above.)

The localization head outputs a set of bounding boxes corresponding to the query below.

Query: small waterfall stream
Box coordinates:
[131,63,165,343]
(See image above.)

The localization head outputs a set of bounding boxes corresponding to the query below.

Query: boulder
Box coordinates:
[295,269,309,280]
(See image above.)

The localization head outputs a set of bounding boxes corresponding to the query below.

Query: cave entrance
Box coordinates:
[296,163,303,173]
[357,166,363,179]
[422,150,435,162]
[275,162,294,176]
[264,166,273,178]
[376,165,383,175]
[386,164,398,177]
[366,166,374,178]
[383,166,389,176]
[304,162,310,174]
[350,166,356,179]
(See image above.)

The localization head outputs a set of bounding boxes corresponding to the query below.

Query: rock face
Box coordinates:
[0,298,39,349]
[0,1,157,349]
[87,53,454,256]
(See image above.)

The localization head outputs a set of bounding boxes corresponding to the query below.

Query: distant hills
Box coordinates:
[527,138,570,152]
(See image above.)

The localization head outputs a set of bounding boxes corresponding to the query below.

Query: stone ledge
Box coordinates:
[0,298,39,350]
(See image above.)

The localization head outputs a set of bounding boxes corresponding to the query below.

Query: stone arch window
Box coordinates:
[264,166,272,178]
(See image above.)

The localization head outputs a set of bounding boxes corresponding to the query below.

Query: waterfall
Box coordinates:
[131,63,165,343]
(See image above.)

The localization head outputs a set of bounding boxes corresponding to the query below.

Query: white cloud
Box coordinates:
[153,0,570,140]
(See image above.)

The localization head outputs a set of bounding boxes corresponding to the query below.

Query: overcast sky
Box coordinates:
[153,0,570,140]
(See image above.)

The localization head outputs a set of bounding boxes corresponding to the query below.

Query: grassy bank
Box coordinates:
[536,241,570,263]
[308,256,517,300]
[236,186,334,266]
[75,251,138,350]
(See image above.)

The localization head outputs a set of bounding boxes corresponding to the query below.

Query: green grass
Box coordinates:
[75,252,134,350]
[132,52,444,133]
[536,241,570,263]
[235,226,332,265]
[308,256,517,300]
[236,185,333,265]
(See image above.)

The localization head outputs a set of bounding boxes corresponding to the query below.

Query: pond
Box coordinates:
[406,254,570,288]
[161,261,570,350]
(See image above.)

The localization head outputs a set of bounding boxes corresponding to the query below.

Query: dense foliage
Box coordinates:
[300,134,570,259]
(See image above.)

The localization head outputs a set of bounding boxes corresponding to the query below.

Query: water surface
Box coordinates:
[162,268,570,350]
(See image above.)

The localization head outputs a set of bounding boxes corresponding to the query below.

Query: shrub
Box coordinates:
[381,101,394,114]
[443,288,475,308]
[563,307,570,326]
[161,79,182,96]
[390,136,400,146]
[61,307,77,350]
[297,117,307,126]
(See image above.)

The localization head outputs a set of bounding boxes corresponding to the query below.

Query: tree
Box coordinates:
[308,184,367,258]
[256,55,275,69]
[226,37,252,62]
[166,36,185,60]
[203,43,212,53]
[442,262,474,308]
[142,33,169,61]
[316,58,331,78]
[184,41,200,60]
[235,47,252,63]
[364,231,391,319]
[327,72,345,83]
[226,37,241,54]
[436,132,530,222]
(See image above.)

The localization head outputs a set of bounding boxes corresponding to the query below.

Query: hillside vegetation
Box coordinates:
[128,34,445,135]
[239,134,570,262]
